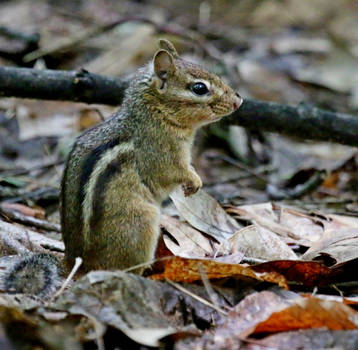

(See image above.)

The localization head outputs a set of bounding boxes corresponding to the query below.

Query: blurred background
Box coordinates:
[1,0,358,217]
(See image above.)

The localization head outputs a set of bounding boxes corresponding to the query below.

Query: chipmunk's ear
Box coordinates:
[158,39,179,58]
[153,49,175,80]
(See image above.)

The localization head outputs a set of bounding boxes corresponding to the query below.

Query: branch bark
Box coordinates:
[0,66,358,146]
[0,66,128,105]
[222,99,358,147]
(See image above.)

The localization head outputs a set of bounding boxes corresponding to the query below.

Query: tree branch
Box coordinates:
[1,66,358,146]
[0,66,128,105]
[222,99,358,147]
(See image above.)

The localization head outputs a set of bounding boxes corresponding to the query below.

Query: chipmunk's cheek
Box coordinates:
[199,115,210,121]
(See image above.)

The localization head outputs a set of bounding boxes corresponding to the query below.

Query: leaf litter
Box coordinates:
[1,0,358,349]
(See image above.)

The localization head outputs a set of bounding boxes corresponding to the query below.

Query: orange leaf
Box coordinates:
[149,256,288,288]
[252,260,332,286]
[254,297,358,334]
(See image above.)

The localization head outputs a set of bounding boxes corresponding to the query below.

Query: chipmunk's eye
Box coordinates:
[190,82,209,96]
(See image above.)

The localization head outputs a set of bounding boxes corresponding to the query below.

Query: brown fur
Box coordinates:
[61,39,242,273]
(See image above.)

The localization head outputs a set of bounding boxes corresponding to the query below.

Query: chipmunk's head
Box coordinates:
[146,39,242,130]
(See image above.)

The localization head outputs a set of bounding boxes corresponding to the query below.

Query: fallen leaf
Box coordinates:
[180,290,358,350]
[160,215,214,258]
[150,256,287,288]
[178,290,298,348]
[302,228,358,265]
[300,293,358,306]
[229,224,298,260]
[53,270,222,347]
[117,327,177,348]
[170,188,241,242]
[227,203,324,245]
[325,214,358,230]
[0,218,64,254]
[244,329,358,350]
[292,49,358,93]
[253,297,358,334]
[0,305,81,349]
[215,252,245,264]
[252,260,332,286]
[271,35,331,55]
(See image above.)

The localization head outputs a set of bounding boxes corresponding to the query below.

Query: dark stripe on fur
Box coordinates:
[89,153,132,231]
[78,138,121,212]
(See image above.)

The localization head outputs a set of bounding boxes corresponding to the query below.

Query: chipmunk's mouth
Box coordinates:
[210,98,242,117]
[233,94,243,110]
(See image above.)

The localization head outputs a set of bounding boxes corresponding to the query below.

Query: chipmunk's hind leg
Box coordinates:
[118,202,161,274]
[84,198,161,274]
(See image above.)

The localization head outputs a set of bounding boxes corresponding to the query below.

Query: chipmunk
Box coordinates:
[3,39,242,295]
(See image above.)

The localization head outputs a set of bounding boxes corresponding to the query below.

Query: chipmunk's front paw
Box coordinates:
[182,176,202,197]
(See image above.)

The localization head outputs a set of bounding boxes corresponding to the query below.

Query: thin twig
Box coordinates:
[241,256,267,265]
[0,203,61,232]
[332,284,344,300]
[166,279,228,315]
[51,257,82,300]
[198,263,232,312]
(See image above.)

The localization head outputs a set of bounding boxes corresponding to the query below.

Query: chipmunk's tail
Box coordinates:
[3,253,61,298]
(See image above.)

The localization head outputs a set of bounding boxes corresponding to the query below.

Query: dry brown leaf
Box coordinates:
[227,203,324,245]
[77,108,103,131]
[325,214,358,230]
[300,293,358,306]
[180,290,298,349]
[253,297,358,334]
[227,203,358,266]
[243,329,358,350]
[0,219,64,255]
[0,202,45,219]
[229,290,298,337]
[17,101,76,139]
[302,228,358,264]
[160,215,214,258]
[150,256,288,288]
[214,252,245,264]
[170,188,241,242]
[300,206,358,266]
[0,305,81,349]
[292,49,358,93]
[53,270,223,347]
[184,290,358,349]
[252,260,332,286]
[271,35,331,55]
[229,224,298,260]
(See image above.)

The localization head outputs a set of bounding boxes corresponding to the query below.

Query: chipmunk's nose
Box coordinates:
[233,92,243,110]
